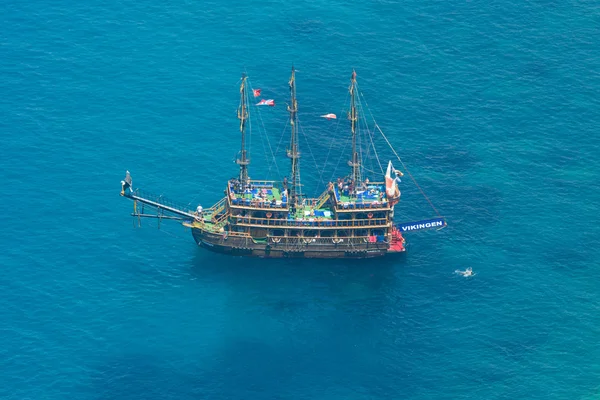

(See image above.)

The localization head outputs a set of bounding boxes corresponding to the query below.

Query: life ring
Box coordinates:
[367,212,373,219]
[271,237,281,243]
[266,212,272,218]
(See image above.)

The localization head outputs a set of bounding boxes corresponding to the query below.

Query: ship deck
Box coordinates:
[289,205,334,221]
[333,184,389,208]
[237,187,282,202]
[229,181,287,207]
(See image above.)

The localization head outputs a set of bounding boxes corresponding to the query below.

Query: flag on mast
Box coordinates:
[320,113,337,120]
[256,99,275,106]
[253,89,261,97]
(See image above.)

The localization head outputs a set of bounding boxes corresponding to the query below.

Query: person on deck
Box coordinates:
[360,178,369,190]
[394,170,403,185]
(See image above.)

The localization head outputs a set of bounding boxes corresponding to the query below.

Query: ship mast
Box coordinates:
[287,66,301,204]
[236,73,250,190]
[348,70,361,189]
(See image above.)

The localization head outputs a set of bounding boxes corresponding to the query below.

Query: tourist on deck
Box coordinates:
[394,169,404,184]
[360,178,369,190]
[394,171,402,185]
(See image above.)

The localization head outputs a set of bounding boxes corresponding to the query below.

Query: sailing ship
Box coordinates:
[119,68,446,258]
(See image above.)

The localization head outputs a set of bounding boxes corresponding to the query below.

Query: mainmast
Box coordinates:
[286,66,301,204]
[348,70,361,188]
[236,73,250,190]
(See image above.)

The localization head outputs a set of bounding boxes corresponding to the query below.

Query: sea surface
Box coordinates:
[2,0,600,399]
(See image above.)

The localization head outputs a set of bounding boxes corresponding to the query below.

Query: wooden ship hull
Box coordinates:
[119,68,444,259]
[191,229,392,258]
[182,182,406,259]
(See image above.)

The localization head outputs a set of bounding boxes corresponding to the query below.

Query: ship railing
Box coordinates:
[247,180,276,189]
[332,183,386,199]
[232,215,389,228]
[213,212,229,224]
[227,179,288,210]
[228,197,288,210]
[228,179,277,190]
[225,231,252,238]
[331,182,388,205]
[207,197,227,214]
[334,201,390,211]
[208,197,228,222]
[303,191,329,209]
[315,191,331,209]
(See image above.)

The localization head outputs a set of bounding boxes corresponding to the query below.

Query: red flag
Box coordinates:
[256,99,275,106]
[253,89,261,97]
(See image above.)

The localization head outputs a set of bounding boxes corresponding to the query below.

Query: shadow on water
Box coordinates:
[186,250,408,335]
[88,340,396,400]
[88,254,409,399]
[187,249,405,299]
[88,352,243,400]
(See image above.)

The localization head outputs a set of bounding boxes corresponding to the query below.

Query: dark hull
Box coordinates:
[191,228,402,259]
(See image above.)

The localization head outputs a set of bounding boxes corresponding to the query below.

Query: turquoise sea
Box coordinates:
[2,0,600,398]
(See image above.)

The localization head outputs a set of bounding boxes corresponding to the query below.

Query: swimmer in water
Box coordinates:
[455,267,474,277]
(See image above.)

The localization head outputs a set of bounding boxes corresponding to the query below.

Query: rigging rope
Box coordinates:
[268,118,290,179]
[328,137,350,184]
[248,80,281,179]
[355,90,384,177]
[355,83,381,175]
[317,91,349,188]
[374,122,443,218]
[357,88,443,218]
[297,119,324,197]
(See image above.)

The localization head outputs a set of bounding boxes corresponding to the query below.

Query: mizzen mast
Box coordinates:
[236,73,250,190]
[348,70,362,189]
[286,66,301,205]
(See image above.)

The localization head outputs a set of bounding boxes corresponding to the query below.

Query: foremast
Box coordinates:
[348,70,362,189]
[286,66,301,206]
[236,73,250,191]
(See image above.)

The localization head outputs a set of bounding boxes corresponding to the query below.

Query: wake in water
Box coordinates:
[455,267,475,277]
